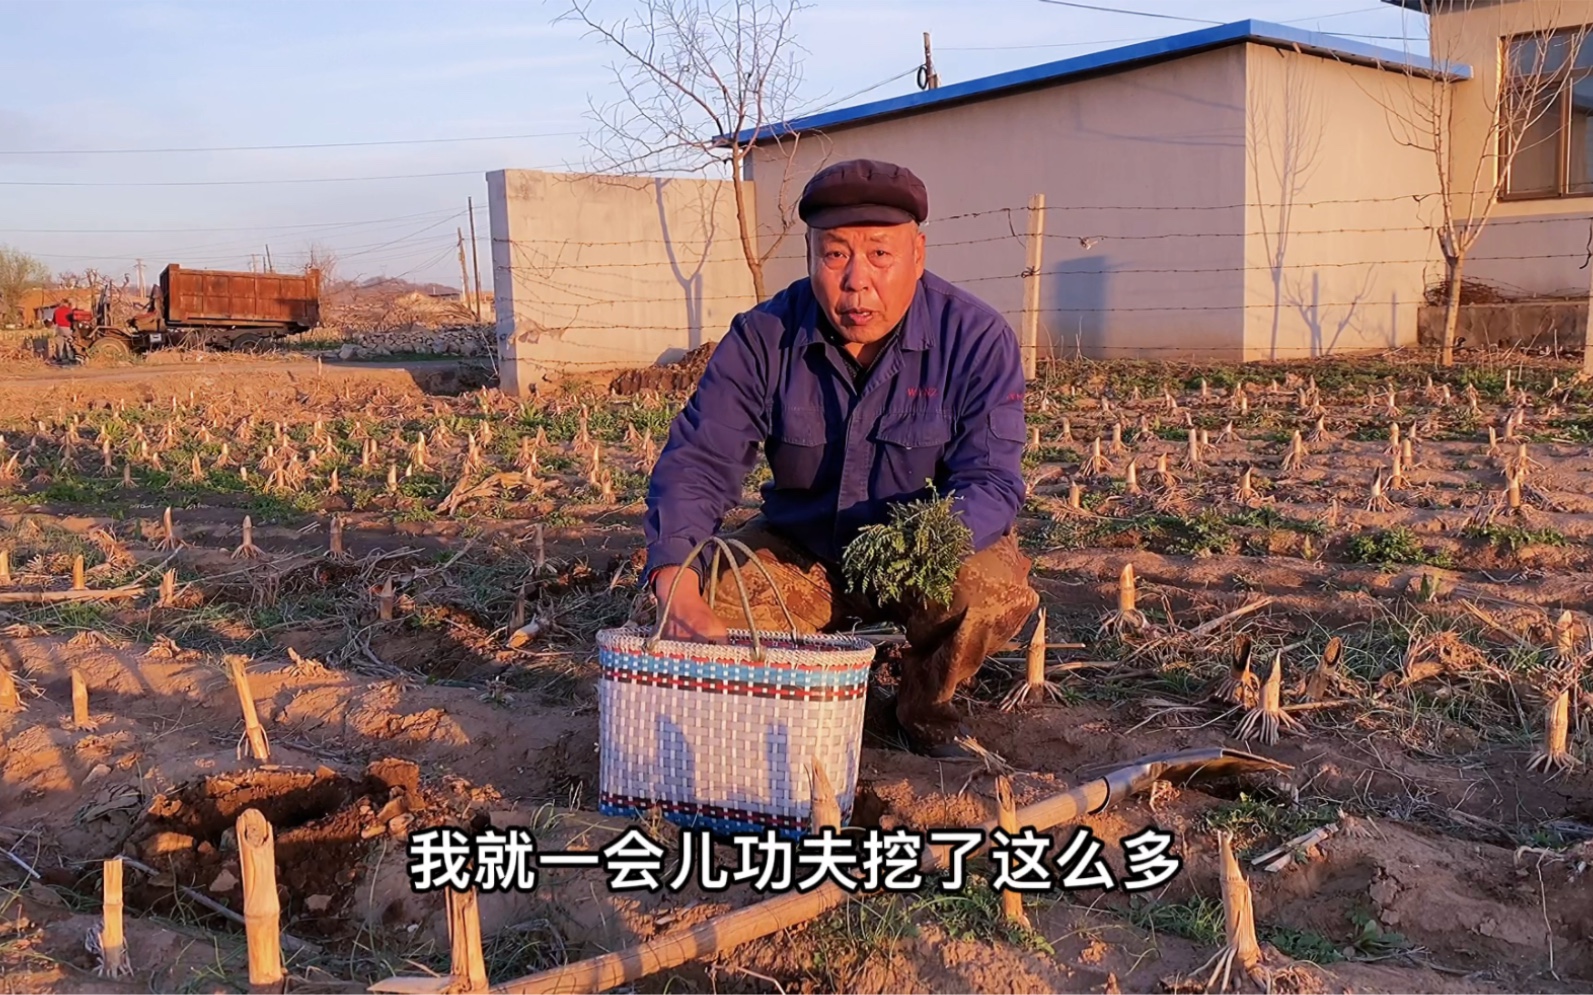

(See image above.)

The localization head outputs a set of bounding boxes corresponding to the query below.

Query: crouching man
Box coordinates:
[642,158,1038,760]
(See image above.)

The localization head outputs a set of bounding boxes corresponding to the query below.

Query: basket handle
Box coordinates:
[649,536,800,659]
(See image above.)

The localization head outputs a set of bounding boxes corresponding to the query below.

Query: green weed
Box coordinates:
[1126,895,1224,946]
[1344,527,1452,568]
[1461,522,1567,551]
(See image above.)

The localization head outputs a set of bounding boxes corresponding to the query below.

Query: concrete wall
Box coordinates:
[1240,45,1438,359]
[1417,299,1587,347]
[1427,1,1593,295]
[750,46,1252,361]
[487,169,757,396]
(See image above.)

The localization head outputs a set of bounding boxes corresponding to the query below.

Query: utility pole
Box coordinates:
[135,259,144,297]
[249,254,258,274]
[457,229,472,311]
[264,244,273,272]
[920,32,939,90]
[467,196,483,324]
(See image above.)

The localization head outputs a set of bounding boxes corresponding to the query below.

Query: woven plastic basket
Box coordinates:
[597,536,876,838]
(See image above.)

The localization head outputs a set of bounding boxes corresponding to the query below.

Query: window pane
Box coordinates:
[1505,89,1562,196]
[1569,77,1593,192]
[1510,32,1568,77]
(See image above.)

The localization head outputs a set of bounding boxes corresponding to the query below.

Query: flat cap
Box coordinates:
[798,158,928,229]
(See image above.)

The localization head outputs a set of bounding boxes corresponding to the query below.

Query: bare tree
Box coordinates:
[564,0,809,301]
[305,243,339,298]
[1248,48,1325,358]
[1366,4,1592,366]
[0,246,50,325]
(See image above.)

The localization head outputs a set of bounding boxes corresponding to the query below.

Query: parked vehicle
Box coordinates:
[76,265,322,360]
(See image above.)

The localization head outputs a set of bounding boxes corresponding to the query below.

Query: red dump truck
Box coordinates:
[78,264,322,359]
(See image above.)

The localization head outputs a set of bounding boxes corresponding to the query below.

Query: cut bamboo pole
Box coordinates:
[1555,610,1575,661]
[994,777,1029,928]
[71,554,86,591]
[159,570,176,607]
[329,515,345,557]
[1506,469,1523,511]
[228,656,271,763]
[1124,459,1140,494]
[379,578,395,621]
[1119,563,1137,615]
[237,809,284,989]
[810,758,841,832]
[71,667,91,728]
[533,523,546,574]
[99,858,129,978]
[447,888,489,994]
[0,549,9,585]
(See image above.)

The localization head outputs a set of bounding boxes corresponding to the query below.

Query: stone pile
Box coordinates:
[335,325,493,360]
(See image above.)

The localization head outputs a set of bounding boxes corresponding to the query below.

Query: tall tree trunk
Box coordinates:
[1441,253,1465,368]
[729,156,767,302]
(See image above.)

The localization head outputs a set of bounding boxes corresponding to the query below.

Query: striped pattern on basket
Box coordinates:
[602,651,868,701]
[597,625,874,839]
[599,792,807,835]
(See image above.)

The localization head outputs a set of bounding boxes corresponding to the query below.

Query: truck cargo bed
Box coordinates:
[161,265,321,331]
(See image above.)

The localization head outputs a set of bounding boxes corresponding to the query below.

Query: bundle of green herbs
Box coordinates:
[841,484,972,607]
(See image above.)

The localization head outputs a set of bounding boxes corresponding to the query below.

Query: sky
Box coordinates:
[2,0,1430,291]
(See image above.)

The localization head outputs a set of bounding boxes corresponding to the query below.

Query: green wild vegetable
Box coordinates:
[841,483,972,607]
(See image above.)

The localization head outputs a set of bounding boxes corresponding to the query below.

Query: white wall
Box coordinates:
[750,46,1252,361]
[488,169,757,396]
[1241,45,1439,359]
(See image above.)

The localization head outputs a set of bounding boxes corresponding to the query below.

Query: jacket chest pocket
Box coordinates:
[873,408,953,494]
[766,406,828,491]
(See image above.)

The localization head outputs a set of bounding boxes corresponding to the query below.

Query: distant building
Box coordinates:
[740,19,1454,363]
[491,7,1593,386]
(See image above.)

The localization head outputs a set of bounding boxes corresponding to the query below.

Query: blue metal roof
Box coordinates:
[735,18,1466,144]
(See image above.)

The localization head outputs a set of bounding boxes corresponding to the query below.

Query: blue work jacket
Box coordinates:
[643,271,1027,578]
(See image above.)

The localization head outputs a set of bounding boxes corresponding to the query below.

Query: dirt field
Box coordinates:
[0,350,1589,994]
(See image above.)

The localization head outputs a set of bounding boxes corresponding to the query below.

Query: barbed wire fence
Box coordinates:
[491,190,1593,375]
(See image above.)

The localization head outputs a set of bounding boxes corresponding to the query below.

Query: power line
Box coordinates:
[0,169,492,188]
[1033,0,1222,26]
[1279,6,1390,25]
[0,130,583,156]
[0,208,459,235]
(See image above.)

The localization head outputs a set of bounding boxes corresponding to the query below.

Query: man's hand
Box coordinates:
[651,565,729,644]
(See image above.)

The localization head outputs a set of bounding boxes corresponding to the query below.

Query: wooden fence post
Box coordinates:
[1021,193,1046,381]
